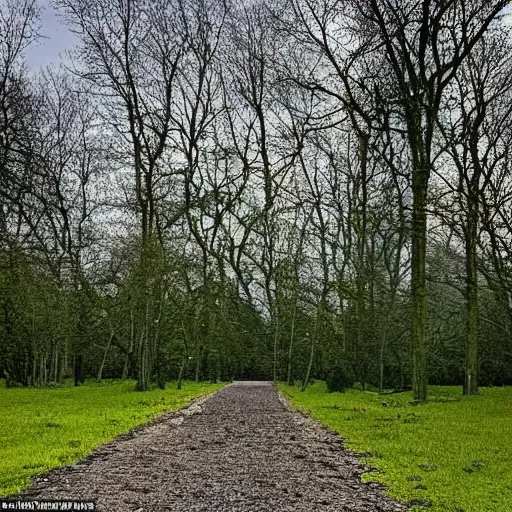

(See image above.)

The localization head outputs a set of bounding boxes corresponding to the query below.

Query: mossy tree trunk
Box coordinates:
[408,108,429,403]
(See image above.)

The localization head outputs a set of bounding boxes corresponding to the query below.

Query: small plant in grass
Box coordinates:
[462,461,485,473]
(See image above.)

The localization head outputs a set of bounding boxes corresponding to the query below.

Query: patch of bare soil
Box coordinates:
[19,382,408,511]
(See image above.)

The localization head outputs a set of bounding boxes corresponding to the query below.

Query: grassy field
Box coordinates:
[280,382,512,512]
[0,379,224,497]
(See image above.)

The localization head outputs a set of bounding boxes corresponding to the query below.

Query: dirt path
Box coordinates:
[20,382,408,511]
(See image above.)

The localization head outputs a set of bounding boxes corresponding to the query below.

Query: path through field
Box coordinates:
[21,382,408,511]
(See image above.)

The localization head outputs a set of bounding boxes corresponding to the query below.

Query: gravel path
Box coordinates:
[20,382,409,511]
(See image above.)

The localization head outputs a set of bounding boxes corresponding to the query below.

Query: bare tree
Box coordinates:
[434,28,512,394]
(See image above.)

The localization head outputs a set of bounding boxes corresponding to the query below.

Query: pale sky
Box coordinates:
[23,1,512,71]
[25,0,78,70]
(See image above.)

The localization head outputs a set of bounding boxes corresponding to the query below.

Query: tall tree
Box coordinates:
[355,0,510,401]
[435,29,512,394]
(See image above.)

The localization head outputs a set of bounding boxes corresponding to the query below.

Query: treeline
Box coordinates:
[1,0,512,397]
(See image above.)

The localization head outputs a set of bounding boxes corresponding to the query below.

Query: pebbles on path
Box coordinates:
[20,382,409,511]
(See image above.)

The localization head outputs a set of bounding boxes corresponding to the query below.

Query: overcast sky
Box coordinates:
[23,1,512,71]
[25,0,78,70]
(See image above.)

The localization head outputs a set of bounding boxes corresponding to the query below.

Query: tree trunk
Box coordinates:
[195,346,202,383]
[286,300,297,386]
[356,282,366,390]
[410,154,429,402]
[379,325,388,394]
[135,301,150,391]
[52,345,59,384]
[97,332,113,381]
[73,354,83,387]
[272,307,279,383]
[177,353,186,390]
[464,193,479,395]
[356,131,368,391]
[408,107,429,403]
[123,307,135,380]
[302,302,322,391]
[31,304,36,386]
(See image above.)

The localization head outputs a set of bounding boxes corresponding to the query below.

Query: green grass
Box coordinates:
[0,379,224,496]
[279,382,512,512]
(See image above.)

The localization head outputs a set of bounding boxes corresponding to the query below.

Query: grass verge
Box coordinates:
[0,379,224,496]
[279,382,512,512]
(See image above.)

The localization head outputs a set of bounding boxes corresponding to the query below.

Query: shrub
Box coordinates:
[326,361,355,393]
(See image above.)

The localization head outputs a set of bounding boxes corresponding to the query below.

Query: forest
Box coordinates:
[1,0,512,401]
